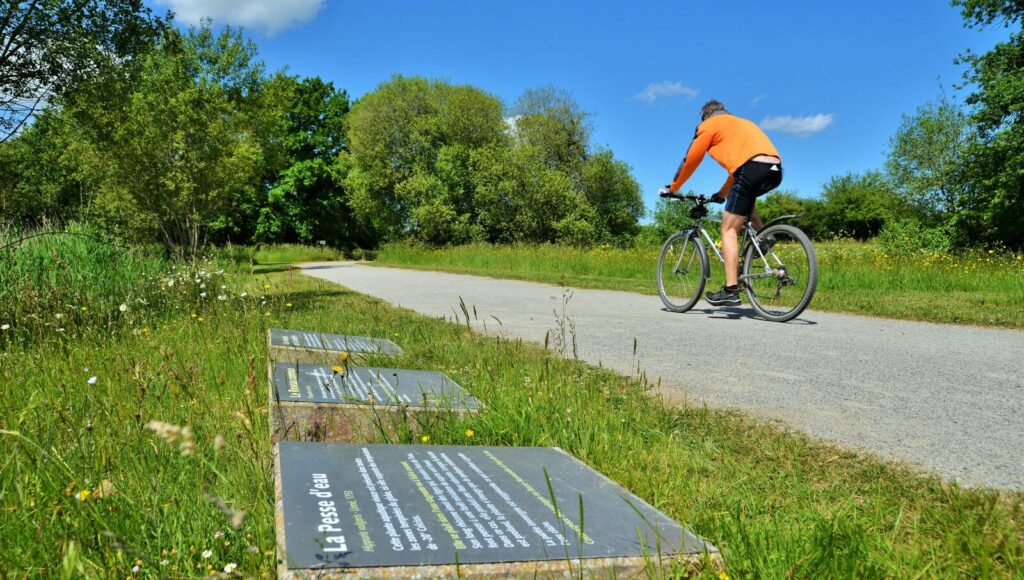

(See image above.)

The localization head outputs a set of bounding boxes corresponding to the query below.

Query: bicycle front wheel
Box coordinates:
[657,230,708,312]
[742,224,817,322]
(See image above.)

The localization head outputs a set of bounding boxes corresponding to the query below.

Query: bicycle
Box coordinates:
[655,192,818,322]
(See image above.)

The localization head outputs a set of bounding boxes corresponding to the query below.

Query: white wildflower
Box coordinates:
[220,285,226,290]
[224,562,237,573]
[87,376,97,385]
[200,292,207,298]
[217,295,227,301]
[0,324,9,330]
[202,549,212,559]
[214,530,224,539]
[131,565,140,573]
[119,304,128,312]
[240,292,247,298]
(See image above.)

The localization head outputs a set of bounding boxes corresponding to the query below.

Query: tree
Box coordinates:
[885,95,971,219]
[952,0,1024,247]
[64,24,272,253]
[580,150,643,242]
[255,75,368,247]
[818,171,910,239]
[0,0,164,142]
[346,75,507,242]
[509,86,591,174]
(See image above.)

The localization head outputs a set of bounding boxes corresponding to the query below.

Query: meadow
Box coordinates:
[377,241,1024,328]
[1,233,1021,577]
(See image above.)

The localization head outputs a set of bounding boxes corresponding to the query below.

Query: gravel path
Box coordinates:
[300,263,1024,490]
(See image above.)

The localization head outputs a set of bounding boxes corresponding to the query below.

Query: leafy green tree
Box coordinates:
[509,86,592,174]
[756,190,827,239]
[0,0,164,142]
[818,171,910,239]
[885,95,971,219]
[952,0,1024,247]
[580,150,643,242]
[64,24,271,253]
[255,75,367,247]
[346,75,507,243]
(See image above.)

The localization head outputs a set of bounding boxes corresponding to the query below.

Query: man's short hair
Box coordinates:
[700,100,727,121]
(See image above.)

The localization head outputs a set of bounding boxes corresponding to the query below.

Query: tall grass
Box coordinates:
[377,241,1024,327]
[1,267,1020,577]
[0,223,243,348]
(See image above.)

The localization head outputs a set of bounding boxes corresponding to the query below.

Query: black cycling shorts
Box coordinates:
[723,159,783,217]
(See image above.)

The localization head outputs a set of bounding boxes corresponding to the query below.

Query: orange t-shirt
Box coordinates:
[670,114,780,196]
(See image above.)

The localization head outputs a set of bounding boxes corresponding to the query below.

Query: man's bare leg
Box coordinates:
[721,211,747,287]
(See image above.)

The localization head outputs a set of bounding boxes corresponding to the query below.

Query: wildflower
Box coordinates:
[264,284,271,289]
[191,313,198,318]
[197,317,204,322]
[285,303,292,308]
[92,479,115,499]
[56,328,65,333]
[264,312,271,317]
[200,292,207,298]
[202,549,212,559]
[87,376,97,385]
[80,306,87,312]
[420,435,430,443]
[132,565,140,573]
[119,304,128,313]
[465,429,474,438]
[719,572,729,580]
[224,562,237,573]
[77,489,91,501]
[0,324,9,330]
[214,530,224,539]
[337,351,350,363]
[160,560,168,566]
[55,313,63,319]
[331,365,344,375]
[217,295,227,301]
[240,292,247,298]
[220,285,227,290]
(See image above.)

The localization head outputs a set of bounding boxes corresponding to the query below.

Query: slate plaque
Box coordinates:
[270,328,403,356]
[277,443,713,570]
[273,363,481,410]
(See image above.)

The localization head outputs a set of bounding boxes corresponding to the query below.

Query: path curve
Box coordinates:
[300,262,1024,490]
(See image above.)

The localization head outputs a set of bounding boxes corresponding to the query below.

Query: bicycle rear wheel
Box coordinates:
[657,230,708,312]
[741,224,817,322]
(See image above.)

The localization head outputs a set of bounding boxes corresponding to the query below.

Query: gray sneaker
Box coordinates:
[706,286,741,306]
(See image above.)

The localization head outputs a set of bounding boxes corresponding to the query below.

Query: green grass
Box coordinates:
[376,241,1024,328]
[1,262,1021,577]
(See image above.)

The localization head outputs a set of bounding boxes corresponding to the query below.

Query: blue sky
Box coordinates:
[153,0,1007,214]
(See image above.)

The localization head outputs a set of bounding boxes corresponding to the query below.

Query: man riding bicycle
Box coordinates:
[660,100,783,307]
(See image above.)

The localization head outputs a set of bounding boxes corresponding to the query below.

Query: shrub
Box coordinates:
[877,219,954,256]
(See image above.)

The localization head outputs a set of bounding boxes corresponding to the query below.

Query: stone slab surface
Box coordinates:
[270,328,403,356]
[275,443,713,571]
[272,363,480,409]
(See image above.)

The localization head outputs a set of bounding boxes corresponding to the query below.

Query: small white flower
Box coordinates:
[119,304,128,312]
[0,324,9,330]
[220,285,226,290]
[131,565,140,573]
[217,295,227,301]
[202,549,212,559]
[57,328,65,333]
[214,530,224,539]
[240,292,247,298]
[87,376,97,385]
[160,559,169,566]
[200,292,207,298]
[200,283,206,289]
[224,562,237,573]
[55,313,63,319]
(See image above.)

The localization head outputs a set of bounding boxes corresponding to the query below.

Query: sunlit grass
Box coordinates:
[1,262,1021,577]
[377,241,1024,327]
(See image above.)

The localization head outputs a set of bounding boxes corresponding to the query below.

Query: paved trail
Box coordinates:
[301,263,1024,490]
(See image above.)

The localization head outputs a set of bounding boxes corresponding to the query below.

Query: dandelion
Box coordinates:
[420,435,430,443]
[285,303,292,308]
[263,284,271,289]
[337,351,350,363]
[465,429,474,438]
[87,376,97,385]
[119,304,128,313]
[331,365,344,375]
[197,317,204,322]
[202,549,212,559]
[77,489,90,501]
[191,313,198,318]
[224,563,237,573]
[80,306,87,312]
[719,571,730,580]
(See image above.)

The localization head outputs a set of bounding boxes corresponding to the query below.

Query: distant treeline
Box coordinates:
[1,1,1021,252]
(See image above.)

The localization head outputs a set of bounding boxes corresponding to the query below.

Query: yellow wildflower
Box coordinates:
[331,365,344,375]
[465,429,474,438]
[420,435,430,443]
[285,303,292,308]
[77,489,91,501]
[337,351,350,363]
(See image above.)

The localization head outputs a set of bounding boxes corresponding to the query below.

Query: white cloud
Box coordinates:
[749,94,766,107]
[156,0,325,36]
[634,81,699,103]
[759,113,834,136]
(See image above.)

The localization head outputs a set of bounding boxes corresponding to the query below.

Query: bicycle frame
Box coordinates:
[686,214,789,283]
